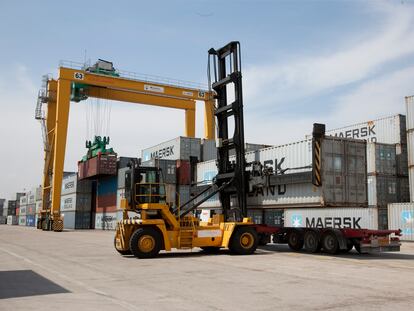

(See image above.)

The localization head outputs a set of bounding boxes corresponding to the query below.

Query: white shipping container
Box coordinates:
[284,208,378,229]
[20,206,27,216]
[95,212,117,230]
[36,201,42,213]
[116,188,125,209]
[388,203,414,241]
[325,114,406,144]
[7,215,18,225]
[141,136,201,161]
[19,195,27,206]
[27,191,35,204]
[61,174,92,196]
[60,193,92,212]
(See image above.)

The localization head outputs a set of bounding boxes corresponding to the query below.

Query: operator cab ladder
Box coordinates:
[35,76,50,153]
[208,41,247,221]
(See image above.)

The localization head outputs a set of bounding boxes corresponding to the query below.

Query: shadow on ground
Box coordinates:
[0,270,70,299]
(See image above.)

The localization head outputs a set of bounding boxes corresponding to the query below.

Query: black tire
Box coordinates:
[322,232,339,254]
[258,233,270,246]
[129,227,162,259]
[229,227,258,255]
[303,230,321,253]
[287,230,304,251]
[201,247,221,254]
[114,236,131,255]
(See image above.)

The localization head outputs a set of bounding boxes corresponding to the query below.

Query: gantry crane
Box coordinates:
[35,60,215,231]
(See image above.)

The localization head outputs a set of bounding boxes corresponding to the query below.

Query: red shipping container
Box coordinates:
[78,154,117,180]
[16,207,19,216]
[95,194,117,213]
[176,160,191,185]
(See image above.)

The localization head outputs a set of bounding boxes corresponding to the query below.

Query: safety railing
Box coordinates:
[134,183,167,204]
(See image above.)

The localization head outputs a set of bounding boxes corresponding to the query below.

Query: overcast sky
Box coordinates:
[1,0,413,199]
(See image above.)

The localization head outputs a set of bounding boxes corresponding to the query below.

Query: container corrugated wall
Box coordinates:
[405,96,414,202]
[388,203,414,241]
[366,143,397,175]
[284,208,378,229]
[141,136,201,161]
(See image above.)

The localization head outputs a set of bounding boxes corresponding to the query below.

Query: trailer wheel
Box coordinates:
[287,230,304,251]
[114,236,131,255]
[129,227,162,259]
[304,231,321,253]
[229,227,258,255]
[322,232,339,254]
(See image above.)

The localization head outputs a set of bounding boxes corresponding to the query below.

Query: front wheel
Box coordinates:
[229,227,258,255]
[129,227,162,259]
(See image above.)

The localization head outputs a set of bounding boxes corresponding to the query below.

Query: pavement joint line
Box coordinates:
[0,246,139,311]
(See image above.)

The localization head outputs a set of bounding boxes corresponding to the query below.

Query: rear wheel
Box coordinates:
[114,236,131,255]
[303,231,320,253]
[287,230,304,251]
[322,232,339,254]
[229,227,258,255]
[129,227,162,259]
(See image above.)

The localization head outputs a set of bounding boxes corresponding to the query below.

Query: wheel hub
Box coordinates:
[240,233,254,249]
[138,235,155,253]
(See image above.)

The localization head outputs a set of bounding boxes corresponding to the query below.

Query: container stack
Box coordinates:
[7,199,17,225]
[60,174,92,229]
[0,199,6,224]
[26,189,36,227]
[19,195,27,226]
[94,175,117,230]
[196,136,368,227]
[367,143,409,229]
[141,137,201,210]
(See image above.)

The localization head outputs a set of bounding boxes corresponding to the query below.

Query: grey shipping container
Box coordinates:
[0,216,6,224]
[264,209,284,226]
[61,174,92,196]
[177,185,191,207]
[247,209,263,224]
[366,143,396,175]
[141,159,177,184]
[396,143,408,176]
[62,211,91,229]
[7,200,16,216]
[368,175,408,206]
[117,157,135,169]
[7,215,18,225]
[117,167,128,189]
[141,136,201,161]
[197,136,367,208]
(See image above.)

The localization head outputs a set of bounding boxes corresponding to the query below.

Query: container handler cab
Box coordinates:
[114,42,261,258]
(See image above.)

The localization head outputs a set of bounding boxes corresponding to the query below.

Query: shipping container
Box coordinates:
[26,204,36,215]
[367,175,408,206]
[19,195,27,207]
[117,167,128,189]
[197,137,367,208]
[7,200,17,216]
[7,215,18,225]
[141,159,177,184]
[246,209,263,224]
[26,215,35,227]
[201,139,272,162]
[284,207,378,230]
[388,203,414,241]
[20,205,27,216]
[35,186,42,201]
[176,160,191,185]
[117,156,135,169]
[94,212,117,230]
[264,209,284,226]
[177,185,191,206]
[396,143,408,176]
[407,96,414,201]
[378,206,388,230]
[27,191,35,204]
[19,215,26,226]
[61,174,92,195]
[60,193,92,212]
[36,201,42,213]
[78,153,117,180]
[0,216,6,224]
[324,114,406,144]
[96,194,117,213]
[141,136,201,161]
[97,176,117,196]
[62,211,91,229]
[366,143,396,175]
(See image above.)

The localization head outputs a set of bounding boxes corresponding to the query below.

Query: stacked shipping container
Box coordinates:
[94,175,117,230]
[61,174,92,229]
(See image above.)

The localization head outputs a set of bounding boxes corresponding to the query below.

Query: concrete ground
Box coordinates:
[1,226,414,311]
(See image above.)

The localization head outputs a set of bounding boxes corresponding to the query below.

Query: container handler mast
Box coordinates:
[115,42,402,258]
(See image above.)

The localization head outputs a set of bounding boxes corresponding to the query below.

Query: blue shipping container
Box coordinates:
[26,215,35,227]
[97,176,117,196]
